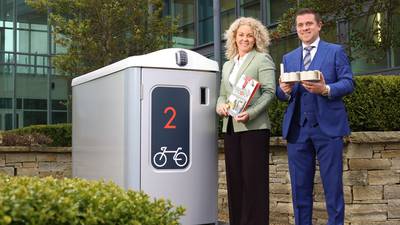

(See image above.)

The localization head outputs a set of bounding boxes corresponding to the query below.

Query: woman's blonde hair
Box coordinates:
[224,17,271,60]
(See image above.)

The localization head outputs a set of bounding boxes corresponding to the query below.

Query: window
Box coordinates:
[171,0,195,48]
[240,0,260,19]
[198,0,213,44]
[0,0,14,26]
[350,14,388,74]
[268,0,291,25]
[221,0,235,36]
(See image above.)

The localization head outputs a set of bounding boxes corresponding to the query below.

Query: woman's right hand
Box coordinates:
[217,104,229,117]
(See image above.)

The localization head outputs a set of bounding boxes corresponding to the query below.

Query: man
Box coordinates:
[276,8,355,225]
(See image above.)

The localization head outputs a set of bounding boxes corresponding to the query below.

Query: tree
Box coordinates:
[272,0,400,63]
[26,0,179,76]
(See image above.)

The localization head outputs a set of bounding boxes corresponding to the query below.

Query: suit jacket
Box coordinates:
[217,49,276,133]
[276,40,355,138]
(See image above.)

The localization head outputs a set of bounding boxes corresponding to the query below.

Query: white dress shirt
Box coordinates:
[229,52,249,86]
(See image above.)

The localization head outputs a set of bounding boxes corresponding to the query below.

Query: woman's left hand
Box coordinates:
[234,111,249,123]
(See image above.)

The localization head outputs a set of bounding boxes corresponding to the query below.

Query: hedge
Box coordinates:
[268,75,400,136]
[0,175,184,225]
[2,124,71,147]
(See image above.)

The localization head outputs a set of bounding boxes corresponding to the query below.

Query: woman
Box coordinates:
[216,17,276,225]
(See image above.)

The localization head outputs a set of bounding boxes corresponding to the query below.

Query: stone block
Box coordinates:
[270,183,291,194]
[373,152,382,158]
[0,167,14,176]
[345,144,373,159]
[312,202,328,220]
[385,144,400,150]
[37,153,57,162]
[276,163,289,171]
[382,150,400,158]
[56,153,71,162]
[22,162,37,168]
[273,202,293,214]
[272,155,288,164]
[270,193,291,202]
[270,177,287,183]
[372,144,385,151]
[314,184,325,202]
[384,185,400,199]
[270,212,290,224]
[353,185,383,200]
[218,162,224,172]
[17,167,38,176]
[369,170,399,185]
[269,164,277,174]
[346,204,387,221]
[349,159,391,170]
[314,172,322,184]
[344,186,352,204]
[6,153,36,163]
[6,162,22,167]
[38,162,69,172]
[343,159,349,171]
[388,199,400,218]
[343,171,368,185]
[392,158,400,170]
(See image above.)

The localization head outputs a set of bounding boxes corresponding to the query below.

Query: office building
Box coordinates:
[1,0,399,130]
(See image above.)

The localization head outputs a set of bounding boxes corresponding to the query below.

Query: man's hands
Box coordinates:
[216,104,250,123]
[279,78,295,95]
[301,72,326,94]
[279,72,328,95]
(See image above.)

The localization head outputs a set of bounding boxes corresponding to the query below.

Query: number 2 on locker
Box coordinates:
[163,106,176,129]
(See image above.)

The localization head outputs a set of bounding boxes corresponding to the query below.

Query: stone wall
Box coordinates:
[218,131,400,225]
[1,131,399,225]
[0,146,71,178]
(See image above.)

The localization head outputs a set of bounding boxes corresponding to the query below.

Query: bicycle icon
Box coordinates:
[153,146,188,168]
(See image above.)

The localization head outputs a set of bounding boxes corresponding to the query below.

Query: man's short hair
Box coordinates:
[295,8,322,23]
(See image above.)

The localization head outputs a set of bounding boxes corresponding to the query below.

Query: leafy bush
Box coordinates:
[267,75,400,136]
[2,133,53,146]
[2,124,71,147]
[0,175,184,225]
[344,75,400,132]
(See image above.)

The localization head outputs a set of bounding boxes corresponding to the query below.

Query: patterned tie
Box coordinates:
[303,46,315,70]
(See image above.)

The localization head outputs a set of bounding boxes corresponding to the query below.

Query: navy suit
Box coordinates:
[277,40,354,225]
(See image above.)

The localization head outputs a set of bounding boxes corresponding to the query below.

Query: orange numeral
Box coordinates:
[163,106,176,129]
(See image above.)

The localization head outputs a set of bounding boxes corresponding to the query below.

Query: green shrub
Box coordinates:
[0,175,184,225]
[267,75,400,136]
[2,124,71,147]
[2,133,53,146]
[344,75,400,132]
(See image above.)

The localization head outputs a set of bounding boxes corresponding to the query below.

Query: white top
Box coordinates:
[228,53,249,86]
[72,48,219,86]
[302,37,320,62]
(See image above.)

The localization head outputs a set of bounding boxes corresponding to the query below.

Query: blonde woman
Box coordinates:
[216,17,276,225]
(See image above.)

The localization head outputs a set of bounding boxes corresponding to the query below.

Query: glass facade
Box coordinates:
[0,0,70,130]
[1,0,398,129]
[168,0,400,76]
